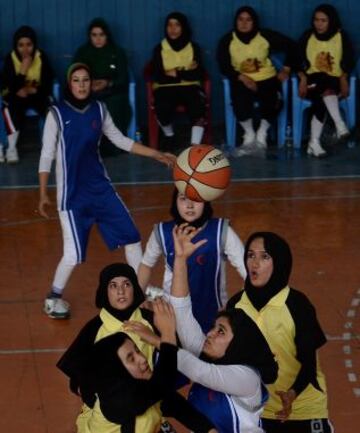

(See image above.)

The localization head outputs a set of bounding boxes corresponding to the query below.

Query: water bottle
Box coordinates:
[285,125,293,149]
[135,130,142,143]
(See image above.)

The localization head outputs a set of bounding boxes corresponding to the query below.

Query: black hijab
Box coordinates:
[244,232,292,311]
[64,62,92,110]
[165,12,192,51]
[13,25,37,59]
[201,309,278,384]
[87,17,115,46]
[170,188,213,229]
[312,3,341,41]
[95,263,145,321]
[233,6,259,44]
[91,332,133,390]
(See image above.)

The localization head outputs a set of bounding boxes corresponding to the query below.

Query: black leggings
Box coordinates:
[262,418,333,433]
[230,76,282,122]
[3,93,50,133]
[154,85,206,126]
[306,72,340,122]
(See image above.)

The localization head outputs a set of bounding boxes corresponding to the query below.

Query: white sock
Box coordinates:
[310,116,324,141]
[7,131,19,151]
[257,119,270,136]
[239,119,255,136]
[190,126,204,145]
[160,124,174,137]
[125,241,143,273]
[323,94,343,124]
[51,258,76,296]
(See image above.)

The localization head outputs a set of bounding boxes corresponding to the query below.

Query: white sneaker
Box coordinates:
[256,131,268,149]
[242,131,256,148]
[145,285,164,301]
[5,147,19,163]
[307,139,327,158]
[0,147,4,163]
[44,298,70,319]
[335,121,350,139]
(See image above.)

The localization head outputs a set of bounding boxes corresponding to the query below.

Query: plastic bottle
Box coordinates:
[285,125,293,148]
[135,130,142,143]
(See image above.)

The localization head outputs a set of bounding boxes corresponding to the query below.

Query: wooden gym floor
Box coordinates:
[1,179,360,433]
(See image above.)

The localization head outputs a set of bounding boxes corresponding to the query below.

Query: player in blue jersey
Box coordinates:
[127,224,278,433]
[38,63,175,319]
[138,188,247,332]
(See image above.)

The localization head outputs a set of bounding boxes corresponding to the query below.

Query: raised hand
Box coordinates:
[172,223,207,260]
[152,298,177,344]
[124,320,160,348]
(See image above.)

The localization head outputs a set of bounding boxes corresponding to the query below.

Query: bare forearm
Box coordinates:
[39,172,50,197]
[131,142,161,159]
[137,263,153,291]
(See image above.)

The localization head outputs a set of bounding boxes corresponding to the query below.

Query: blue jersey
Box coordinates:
[189,382,268,433]
[51,100,114,210]
[157,218,228,332]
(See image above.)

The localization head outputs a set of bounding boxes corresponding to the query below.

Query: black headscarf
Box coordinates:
[244,232,292,311]
[170,188,213,229]
[95,263,145,321]
[88,17,115,46]
[63,62,92,110]
[233,6,259,44]
[13,25,37,59]
[91,332,133,390]
[201,309,278,384]
[165,12,192,51]
[312,4,341,41]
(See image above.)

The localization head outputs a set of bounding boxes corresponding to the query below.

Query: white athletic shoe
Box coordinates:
[255,130,268,149]
[44,298,70,319]
[5,146,19,163]
[0,147,4,163]
[145,285,164,301]
[307,139,327,158]
[335,121,350,140]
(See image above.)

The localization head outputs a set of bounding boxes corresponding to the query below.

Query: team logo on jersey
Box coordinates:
[196,254,206,265]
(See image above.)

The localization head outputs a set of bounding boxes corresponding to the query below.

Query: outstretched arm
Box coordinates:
[171,223,207,298]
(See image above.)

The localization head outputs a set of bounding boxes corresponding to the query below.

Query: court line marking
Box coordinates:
[341,289,360,395]
[1,333,359,355]
[2,173,360,190]
[2,192,360,228]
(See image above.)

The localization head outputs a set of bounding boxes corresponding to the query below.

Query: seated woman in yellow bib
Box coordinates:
[1,25,54,163]
[297,4,354,158]
[151,12,206,146]
[217,6,295,154]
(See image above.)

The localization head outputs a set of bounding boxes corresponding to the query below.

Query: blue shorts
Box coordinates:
[59,189,140,263]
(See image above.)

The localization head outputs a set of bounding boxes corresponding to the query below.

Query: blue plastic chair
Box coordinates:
[127,70,137,140]
[222,55,289,149]
[0,95,7,146]
[291,74,356,149]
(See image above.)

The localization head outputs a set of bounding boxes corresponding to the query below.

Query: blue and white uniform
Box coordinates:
[39,100,140,263]
[142,218,246,332]
[171,295,267,433]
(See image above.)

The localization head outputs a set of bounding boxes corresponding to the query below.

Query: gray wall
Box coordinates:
[1,0,359,126]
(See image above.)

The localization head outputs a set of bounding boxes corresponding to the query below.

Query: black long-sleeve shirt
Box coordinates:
[151,41,205,84]
[297,29,355,74]
[1,49,54,98]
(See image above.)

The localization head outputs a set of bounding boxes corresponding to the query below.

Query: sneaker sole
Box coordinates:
[43,308,71,319]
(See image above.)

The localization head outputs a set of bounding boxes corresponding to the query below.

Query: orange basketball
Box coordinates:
[173,145,231,202]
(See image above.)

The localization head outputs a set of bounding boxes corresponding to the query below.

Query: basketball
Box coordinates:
[173,145,231,202]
